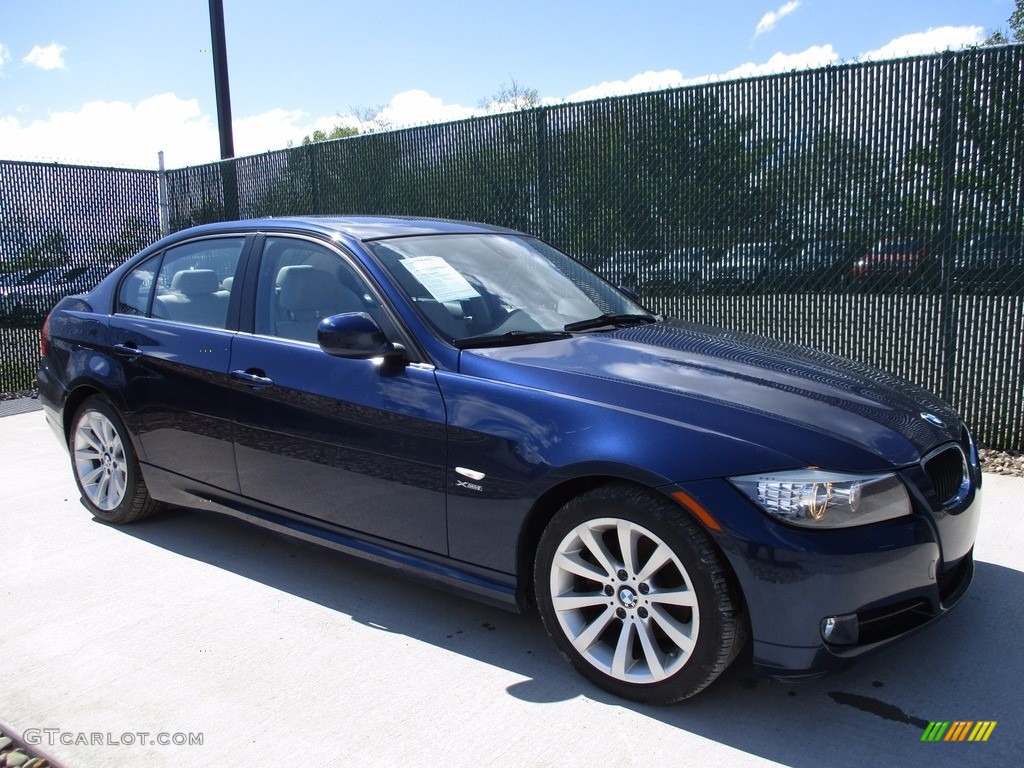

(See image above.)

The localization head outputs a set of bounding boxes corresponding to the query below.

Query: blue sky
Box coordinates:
[0,0,1015,168]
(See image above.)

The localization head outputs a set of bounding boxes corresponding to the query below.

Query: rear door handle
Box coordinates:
[231,369,275,388]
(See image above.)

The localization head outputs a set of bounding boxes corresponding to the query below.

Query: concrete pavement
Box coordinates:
[1,409,1021,767]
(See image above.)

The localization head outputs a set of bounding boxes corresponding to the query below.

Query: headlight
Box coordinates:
[730,470,911,529]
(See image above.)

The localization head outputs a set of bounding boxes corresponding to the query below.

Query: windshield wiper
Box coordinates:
[563,313,657,332]
[454,330,573,349]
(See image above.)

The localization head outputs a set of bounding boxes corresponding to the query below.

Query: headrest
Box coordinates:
[277,265,342,311]
[171,269,219,295]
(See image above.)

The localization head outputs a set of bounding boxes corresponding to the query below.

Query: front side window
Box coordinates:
[254,237,381,343]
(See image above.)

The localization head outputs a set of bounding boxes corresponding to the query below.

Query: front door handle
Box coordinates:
[231,369,275,388]
[113,343,142,360]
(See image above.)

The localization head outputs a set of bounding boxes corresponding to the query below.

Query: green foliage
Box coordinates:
[1008,0,1024,40]
[985,0,1024,44]
[301,125,360,145]
[4,227,68,270]
[898,47,1024,238]
[97,217,159,262]
[168,197,225,231]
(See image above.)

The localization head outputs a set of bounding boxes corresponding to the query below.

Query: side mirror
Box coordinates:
[317,312,406,361]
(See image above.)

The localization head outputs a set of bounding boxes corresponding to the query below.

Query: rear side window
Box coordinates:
[117,237,245,329]
[117,254,160,316]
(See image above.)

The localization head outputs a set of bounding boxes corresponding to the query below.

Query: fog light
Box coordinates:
[821,613,859,645]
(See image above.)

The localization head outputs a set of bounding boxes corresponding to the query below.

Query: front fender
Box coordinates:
[440,370,801,576]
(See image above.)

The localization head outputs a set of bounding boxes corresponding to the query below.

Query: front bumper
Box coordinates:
[677,473,981,678]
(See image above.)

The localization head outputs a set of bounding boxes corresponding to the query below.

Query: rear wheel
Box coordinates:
[535,483,746,703]
[70,396,163,524]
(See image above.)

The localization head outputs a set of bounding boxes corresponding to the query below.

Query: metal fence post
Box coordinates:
[937,51,958,405]
[536,107,550,241]
[157,151,169,236]
[307,141,320,215]
[222,160,240,221]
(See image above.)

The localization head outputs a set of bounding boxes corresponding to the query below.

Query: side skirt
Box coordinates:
[140,462,521,611]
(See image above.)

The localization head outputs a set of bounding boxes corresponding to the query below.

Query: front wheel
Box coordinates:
[70,396,163,524]
[535,484,746,703]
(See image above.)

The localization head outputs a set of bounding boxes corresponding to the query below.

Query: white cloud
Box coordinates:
[371,89,477,127]
[707,44,839,81]
[0,43,11,75]
[233,108,318,152]
[23,43,67,70]
[565,70,686,102]
[543,47,837,105]
[0,94,216,168]
[755,1,801,37]
[860,26,984,61]
[0,91,469,169]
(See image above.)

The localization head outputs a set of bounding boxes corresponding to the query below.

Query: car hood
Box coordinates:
[460,319,962,470]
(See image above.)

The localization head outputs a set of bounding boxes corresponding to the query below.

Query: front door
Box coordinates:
[229,235,449,553]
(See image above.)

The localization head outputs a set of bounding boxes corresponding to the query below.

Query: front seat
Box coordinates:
[275,265,363,342]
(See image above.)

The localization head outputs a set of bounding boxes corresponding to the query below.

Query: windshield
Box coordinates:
[367,234,651,345]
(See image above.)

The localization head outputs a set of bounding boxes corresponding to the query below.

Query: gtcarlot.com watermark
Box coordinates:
[24,728,203,747]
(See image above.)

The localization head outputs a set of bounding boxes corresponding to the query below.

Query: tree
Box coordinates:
[10,226,69,270]
[478,79,541,113]
[297,105,393,147]
[97,216,158,262]
[301,124,359,145]
[985,0,1024,44]
[350,105,395,134]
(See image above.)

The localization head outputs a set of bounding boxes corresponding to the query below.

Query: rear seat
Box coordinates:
[152,269,230,327]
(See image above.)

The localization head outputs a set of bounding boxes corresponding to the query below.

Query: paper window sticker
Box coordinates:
[401,256,481,302]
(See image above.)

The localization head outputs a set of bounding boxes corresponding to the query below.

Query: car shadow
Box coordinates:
[111,506,1023,766]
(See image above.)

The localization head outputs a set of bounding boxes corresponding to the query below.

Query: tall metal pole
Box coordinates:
[208,0,239,220]
[208,0,235,159]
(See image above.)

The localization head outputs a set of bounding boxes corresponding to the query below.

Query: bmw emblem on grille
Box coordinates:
[921,412,945,428]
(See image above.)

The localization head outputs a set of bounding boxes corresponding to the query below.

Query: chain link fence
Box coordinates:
[2,46,1022,448]
[0,160,160,391]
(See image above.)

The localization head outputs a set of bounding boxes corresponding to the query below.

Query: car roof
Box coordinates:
[165,215,524,244]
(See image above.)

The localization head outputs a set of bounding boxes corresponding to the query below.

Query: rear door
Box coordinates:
[108,234,250,492]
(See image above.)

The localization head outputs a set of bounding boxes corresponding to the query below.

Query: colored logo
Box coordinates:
[921,721,996,742]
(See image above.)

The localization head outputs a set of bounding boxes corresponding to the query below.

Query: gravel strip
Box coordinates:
[979,447,1024,478]
[0,389,37,402]
[0,729,52,767]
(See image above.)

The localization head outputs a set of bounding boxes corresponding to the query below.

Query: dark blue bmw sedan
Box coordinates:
[37,216,981,703]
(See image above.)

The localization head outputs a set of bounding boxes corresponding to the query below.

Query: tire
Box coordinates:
[70,395,163,524]
[534,483,747,704]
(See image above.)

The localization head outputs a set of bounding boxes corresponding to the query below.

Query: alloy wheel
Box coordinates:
[73,409,129,511]
[548,516,700,684]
